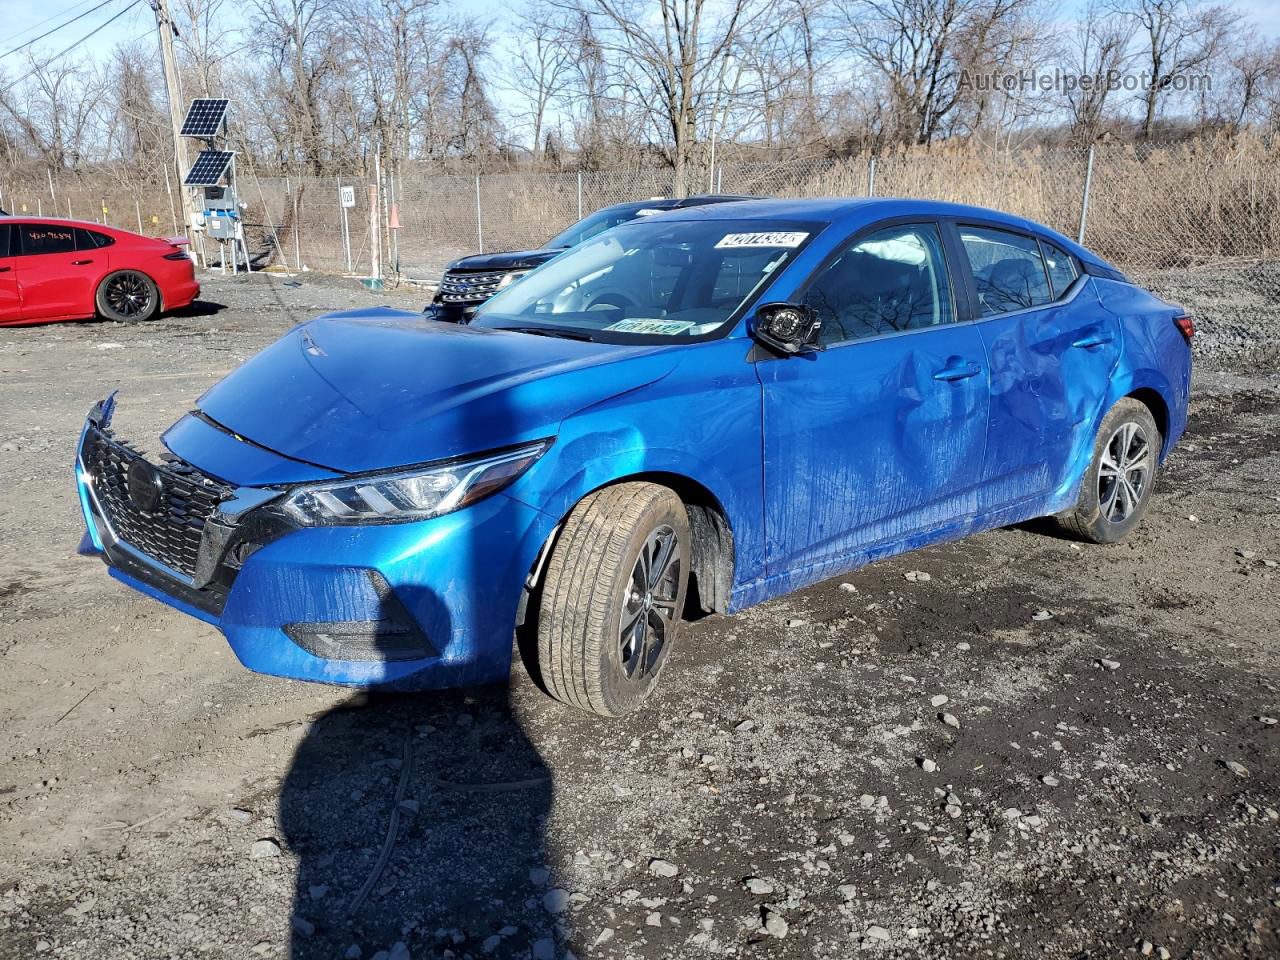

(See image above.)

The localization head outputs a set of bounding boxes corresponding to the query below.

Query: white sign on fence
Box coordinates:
[339,185,356,208]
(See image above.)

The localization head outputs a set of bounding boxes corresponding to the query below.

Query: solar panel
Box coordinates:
[184,150,234,186]
[180,99,229,137]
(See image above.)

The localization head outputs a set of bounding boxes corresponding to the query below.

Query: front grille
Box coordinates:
[437,269,509,304]
[83,425,232,580]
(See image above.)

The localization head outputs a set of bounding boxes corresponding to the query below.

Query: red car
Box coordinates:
[0,218,200,326]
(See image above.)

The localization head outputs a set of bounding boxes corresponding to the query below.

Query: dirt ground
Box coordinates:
[1,270,1277,960]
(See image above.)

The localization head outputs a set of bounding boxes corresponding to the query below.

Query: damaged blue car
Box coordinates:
[75,198,1193,715]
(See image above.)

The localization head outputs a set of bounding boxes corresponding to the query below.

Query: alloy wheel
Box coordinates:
[618,523,682,681]
[104,272,155,319]
[1098,421,1152,523]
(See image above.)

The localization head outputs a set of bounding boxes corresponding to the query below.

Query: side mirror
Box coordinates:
[752,302,823,355]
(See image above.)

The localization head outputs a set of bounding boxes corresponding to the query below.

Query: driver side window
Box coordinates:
[803,223,956,346]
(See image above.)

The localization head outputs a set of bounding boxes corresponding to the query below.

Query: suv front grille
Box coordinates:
[437,269,509,304]
[83,425,232,580]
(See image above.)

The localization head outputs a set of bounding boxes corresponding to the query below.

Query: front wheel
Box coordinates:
[96,270,159,323]
[1056,398,1161,543]
[536,483,690,717]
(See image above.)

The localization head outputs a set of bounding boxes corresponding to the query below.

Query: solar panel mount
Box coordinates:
[184,150,234,186]
[180,98,229,138]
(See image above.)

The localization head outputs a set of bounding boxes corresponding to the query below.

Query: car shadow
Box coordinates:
[168,299,225,319]
[281,680,558,959]
[278,324,565,959]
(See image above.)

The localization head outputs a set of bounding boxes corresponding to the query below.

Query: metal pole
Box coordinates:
[717,165,723,193]
[369,183,381,283]
[339,176,352,274]
[867,157,877,197]
[153,0,194,247]
[292,188,301,272]
[135,198,143,233]
[474,174,483,253]
[1077,145,1095,245]
[577,171,583,220]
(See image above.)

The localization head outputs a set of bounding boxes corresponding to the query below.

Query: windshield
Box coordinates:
[543,204,669,249]
[473,218,815,342]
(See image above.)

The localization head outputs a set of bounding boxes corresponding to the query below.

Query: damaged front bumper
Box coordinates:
[75,395,548,689]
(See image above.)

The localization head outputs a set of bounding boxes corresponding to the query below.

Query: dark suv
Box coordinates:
[430,195,755,320]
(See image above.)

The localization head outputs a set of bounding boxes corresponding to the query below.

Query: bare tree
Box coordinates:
[172,0,236,98]
[1063,3,1134,142]
[501,8,577,161]
[559,0,778,194]
[1110,0,1238,138]
[831,0,1044,147]
[250,0,345,173]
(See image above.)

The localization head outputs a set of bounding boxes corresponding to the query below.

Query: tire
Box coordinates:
[1057,398,1161,544]
[96,270,160,323]
[537,482,691,717]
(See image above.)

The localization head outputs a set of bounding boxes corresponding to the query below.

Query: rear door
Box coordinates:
[955,223,1121,506]
[0,225,19,322]
[15,222,101,320]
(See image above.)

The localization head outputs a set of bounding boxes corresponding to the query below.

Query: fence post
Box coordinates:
[577,171,583,220]
[475,174,483,253]
[292,189,302,271]
[1077,145,1095,245]
[867,157,877,197]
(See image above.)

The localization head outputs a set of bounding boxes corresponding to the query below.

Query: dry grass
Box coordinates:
[5,135,1280,275]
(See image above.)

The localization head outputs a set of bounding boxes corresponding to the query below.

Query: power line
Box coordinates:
[3,0,103,47]
[0,0,122,62]
[0,0,145,95]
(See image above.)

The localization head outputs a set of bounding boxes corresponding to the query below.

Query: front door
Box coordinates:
[758,221,990,581]
[0,225,18,323]
[15,222,100,320]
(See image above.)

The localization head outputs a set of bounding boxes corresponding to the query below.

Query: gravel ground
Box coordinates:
[0,268,1278,960]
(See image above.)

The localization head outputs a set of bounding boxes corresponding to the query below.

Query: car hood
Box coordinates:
[193,308,678,475]
[447,248,564,271]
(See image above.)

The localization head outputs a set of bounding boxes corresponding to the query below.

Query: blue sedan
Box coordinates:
[74,198,1192,715]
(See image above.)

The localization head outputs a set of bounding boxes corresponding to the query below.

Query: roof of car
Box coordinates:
[646,196,1105,266]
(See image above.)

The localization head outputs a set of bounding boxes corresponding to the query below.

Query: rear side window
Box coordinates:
[959,226,1052,316]
[75,228,114,250]
[1040,240,1078,297]
[19,224,77,256]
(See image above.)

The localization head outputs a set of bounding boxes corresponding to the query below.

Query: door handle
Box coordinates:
[72,259,93,265]
[932,361,981,382]
[1071,332,1114,349]
[0,266,10,273]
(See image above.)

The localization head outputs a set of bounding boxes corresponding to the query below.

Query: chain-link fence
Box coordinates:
[8,138,1280,278]
[5,137,1280,362]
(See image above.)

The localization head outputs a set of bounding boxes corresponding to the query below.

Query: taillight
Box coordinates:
[163,250,189,261]
[1173,315,1196,342]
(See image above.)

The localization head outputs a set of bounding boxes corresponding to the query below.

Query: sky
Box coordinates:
[3,0,1279,98]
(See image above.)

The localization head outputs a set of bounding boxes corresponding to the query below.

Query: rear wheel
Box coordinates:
[1057,398,1161,543]
[536,482,690,717]
[96,270,159,323]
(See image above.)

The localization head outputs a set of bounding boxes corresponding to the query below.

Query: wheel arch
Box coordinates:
[1124,386,1169,452]
[526,470,737,618]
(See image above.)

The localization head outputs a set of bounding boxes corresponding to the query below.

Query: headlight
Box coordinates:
[496,270,530,290]
[280,440,550,526]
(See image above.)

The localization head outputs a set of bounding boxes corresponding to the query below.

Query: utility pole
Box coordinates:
[152,0,193,243]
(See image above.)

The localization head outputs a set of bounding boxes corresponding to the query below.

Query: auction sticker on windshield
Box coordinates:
[604,319,696,335]
[715,231,808,249]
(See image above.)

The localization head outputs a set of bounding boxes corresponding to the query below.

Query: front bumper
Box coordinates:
[75,398,550,690]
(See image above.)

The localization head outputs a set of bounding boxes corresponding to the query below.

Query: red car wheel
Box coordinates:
[96,270,160,323]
